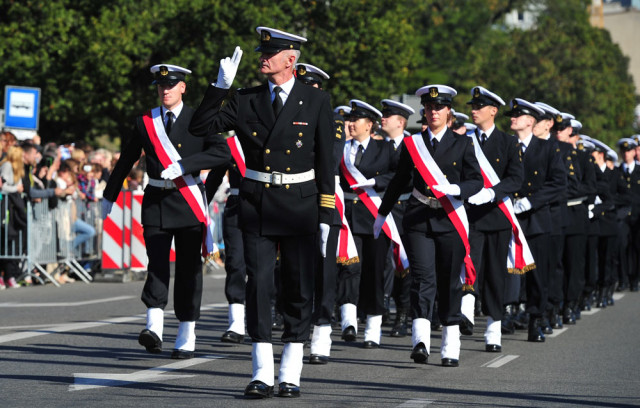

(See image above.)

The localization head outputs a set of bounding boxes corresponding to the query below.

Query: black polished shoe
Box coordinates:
[410,343,429,364]
[501,305,516,335]
[460,316,474,336]
[138,329,162,354]
[244,380,274,399]
[562,307,576,325]
[272,311,284,331]
[221,330,244,344]
[341,326,356,342]
[441,358,459,367]
[277,382,300,398]
[485,344,502,352]
[171,349,194,359]
[308,354,329,365]
[527,319,545,343]
[431,322,443,331]
[363,340,379,349]
[390,310,408,337]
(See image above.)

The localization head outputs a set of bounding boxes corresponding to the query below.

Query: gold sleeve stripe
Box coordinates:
[320,202,336,209]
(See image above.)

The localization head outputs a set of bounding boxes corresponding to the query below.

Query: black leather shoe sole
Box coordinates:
[341,326,356,342]
[277,382,300,398]
[244,381,274,399]
[363,341,379,349]
[221,330,244,344]
[441,358,459,367]
[410,344,429,364]
[138,329,162,354]
[308,354,329,364]
[171,349,194,359]
[485,344,502,352]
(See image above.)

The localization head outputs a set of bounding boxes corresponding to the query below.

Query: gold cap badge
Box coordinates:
[298,66,307,75]
[430,87,439,98]
[473,87,480,98]
[159,66,169,76]
[555,114,563,123]
[262,31,271,41]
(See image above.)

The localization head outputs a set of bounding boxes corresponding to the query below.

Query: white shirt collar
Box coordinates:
[162,101,184,118]
[269,76,296,105]
[428,126,447,142]
[520,133,534,150]
[625,162,635,173]
[352,136,371,151]
[386,134,404,149]
[599,163,606,172]
[477,124,495,138]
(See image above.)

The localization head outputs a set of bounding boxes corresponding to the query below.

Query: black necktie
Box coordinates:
[431,137,439,152]
[481,133,487,147]
[354,144,364,168]
[272,86,283,117]
[518,142,525,156]
[165,111,173,135]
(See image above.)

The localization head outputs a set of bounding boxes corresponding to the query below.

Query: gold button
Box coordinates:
[298,132,303,137]
[528,193,532,196]
[285,184,290,189]
[232,163,236,167]
[397,201,401,205]
[265,166,271,171]
[252,132,257,136]
[178,143,182,148]
[353,199,358,204]
[265,183,270,188]
[286,167,291,172]
[528,182,531,186]
[444,175,447,179]
[602,212,605,215]
[376,171,380,175]
[265,149,271,154]
[628,184,631,188]
[453,162,457,166]
[515,193,519,197]
[496,158,500,162]
[427,186,431,190]
[286,150,291,154]
[534,171,538,175]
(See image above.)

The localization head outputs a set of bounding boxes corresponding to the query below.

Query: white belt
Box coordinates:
[229,188,239,196]
[343,192,411,202]
[567,196,587,207]
[148,178,177,189]
[244,168,315,186]
[412,188,443,209]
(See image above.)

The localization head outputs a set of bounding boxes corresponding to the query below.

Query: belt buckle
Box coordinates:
[271,171,283,186]
[429,198,439,209]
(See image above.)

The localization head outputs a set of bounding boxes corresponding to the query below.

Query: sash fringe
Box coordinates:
[337,256,360,265]
[462,284,475,292]
[508,263,536,275]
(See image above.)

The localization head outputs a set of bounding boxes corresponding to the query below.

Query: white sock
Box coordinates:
[364,315,382,344]
[146,308,164,341]
[228,303,245,335]
[252,343,274,386]
[310,324,333,356]
[461,294,475,325]
[485,317,502,346]
[412,318,431,353]
[440,325,461,360]
[278,342,304,386]
[174,321,196,351]
[340,303,358,333]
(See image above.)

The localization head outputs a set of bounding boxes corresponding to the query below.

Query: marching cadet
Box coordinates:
[464,86,523,352]
[417,108,429,133]
[102,64,231,359]
[450,110,469,135]
[189,27,335,399]
[293,62,344,365]
[618,138,640,292]
[376,85,483,367]
[338,99,398,349]
[508,98,565,343]
[380,99,415,338]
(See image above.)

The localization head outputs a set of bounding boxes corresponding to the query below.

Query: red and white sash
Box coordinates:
[468,132,535,274]
[335,178,359,264]
[403,134,475,290]
[340,143,409,272]
[226,136,246,177]
[143,107,217,260]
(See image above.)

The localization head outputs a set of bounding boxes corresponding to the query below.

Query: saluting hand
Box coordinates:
[216,46,243,89]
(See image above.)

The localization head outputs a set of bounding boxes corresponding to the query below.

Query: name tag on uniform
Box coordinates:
[293,122,308,126]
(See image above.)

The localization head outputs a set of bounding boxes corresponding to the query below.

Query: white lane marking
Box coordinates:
[396,399,435,408]
[613,293,625,301]
[0,303,227,344]
[0,295,136,308]
[70,354,224,391]
[481,354,519,368]
[546,328,568,338]
[581,308,601,316]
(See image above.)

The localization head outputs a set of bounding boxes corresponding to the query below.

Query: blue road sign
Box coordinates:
[4,86,41,130]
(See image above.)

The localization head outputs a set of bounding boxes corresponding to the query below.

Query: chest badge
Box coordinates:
[296,140,303,148]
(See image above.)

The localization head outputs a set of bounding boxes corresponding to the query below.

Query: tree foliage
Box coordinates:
[0,0,635,147]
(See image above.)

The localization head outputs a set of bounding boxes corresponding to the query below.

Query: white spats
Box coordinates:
[441,325,461,360]
[174,321,196,351]
[340,303,358,333]
[252,343,274,386]
[146,308,164,340]
[364,315,382,344]
[412,318,431,351]
[310,324,333,356]
[485,317,502,346]
[278,342,304,386]
[227,303,245,335]
[461,294,475,325]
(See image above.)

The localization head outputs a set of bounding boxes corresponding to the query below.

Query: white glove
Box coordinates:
[101,199,113,220]
[588,204,595,219]
[350,178,375,189]
[468,188,495,205]
[594,195,602,205]
[215,46,243,89]
[319,223,330,257]
[161,162,184,180]
[432,184,461,196]
[513,198,532,214]
[588,210,594,219]
[373,214,387,239]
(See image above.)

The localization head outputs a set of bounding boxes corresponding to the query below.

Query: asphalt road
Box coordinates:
[1,268,639,408]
